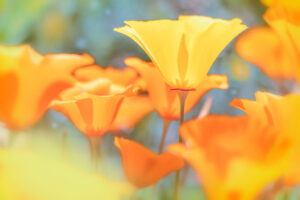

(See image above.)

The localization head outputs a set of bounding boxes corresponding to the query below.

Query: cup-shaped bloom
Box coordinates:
[73,64,152,133]
[115,16,247,90]
[51,79,136,136]
[168,114,292,200]
[114,137,184,188]
[231,91,300,186]
[0,45,94,129]
[0,148,133,200]
[235,3,300,80]
[125,57,228,120]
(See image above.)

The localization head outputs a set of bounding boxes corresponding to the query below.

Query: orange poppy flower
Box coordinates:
[115,16,247,90]
[0,45,94,129]
[114,137,184,188]
[51,79,136,136]
[125,57,228,120]
[73,64,152,133]
[231,91,300,186]
[235,3,300,80]
[168,114,292,200]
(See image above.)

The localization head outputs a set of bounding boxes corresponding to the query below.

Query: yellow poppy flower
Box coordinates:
[115,16,247,90]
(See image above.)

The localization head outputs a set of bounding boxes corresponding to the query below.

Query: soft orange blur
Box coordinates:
[168,114,292,200]
[0,45,94,130]
[235,1,300,81]
[231,91,300,186]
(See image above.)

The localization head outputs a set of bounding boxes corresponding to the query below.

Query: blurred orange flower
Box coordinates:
[125,57,228,120]
[73,64,153,133]
[0,45,94,129]
[115,16,247,90]
[51,79,136,136]
[114,137,184,188]
[168,114,291,199]
[231,91,300,186]
[235,3,300,80]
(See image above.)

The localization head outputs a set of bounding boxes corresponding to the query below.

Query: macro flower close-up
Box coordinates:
[1,0,300,199]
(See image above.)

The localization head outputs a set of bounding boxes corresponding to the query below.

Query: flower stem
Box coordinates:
[158,119,172,154]
[86,135,101,172]
[173,90,188,200]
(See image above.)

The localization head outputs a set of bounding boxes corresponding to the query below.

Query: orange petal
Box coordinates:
[230,91,300,186]
[109,95,154,133]
[52,94,124,136]
[126,57,228,119]
[58,78,112,100]
[168,114,291,200]
[115,17,246,89]
[114,137,184,188]
[0,45,94,129]
[264,6,300,81]
[74,65,139,86]
[235,26,294,79]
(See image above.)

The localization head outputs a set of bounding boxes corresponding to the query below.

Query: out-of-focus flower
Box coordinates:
[231,91,300,186]
[125,57,228,120]
[235,3,300,80]
[0,148,133,200]
[51,79,136,136]
[0,45,94,130]
[114,137,184,188]
[168,114,292,200]
[74,65,139,86]
[115,16,247,90]
[109,96,153,133]
[261,0,300,9]
[73,64,152,133]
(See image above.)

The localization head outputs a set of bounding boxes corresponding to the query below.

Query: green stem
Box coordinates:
[173,91,188,200]
[158,119,172,154]
[86,135,101,172]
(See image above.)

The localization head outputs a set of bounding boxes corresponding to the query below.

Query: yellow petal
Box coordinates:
[115,16,247,89]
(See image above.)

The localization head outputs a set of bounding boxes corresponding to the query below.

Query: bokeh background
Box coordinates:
[1,0,299,199]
